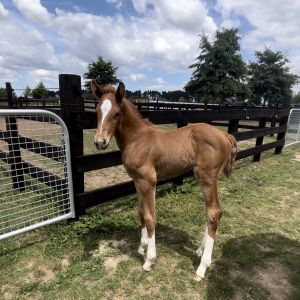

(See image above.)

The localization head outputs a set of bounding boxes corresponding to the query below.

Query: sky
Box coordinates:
[0,0,300,94]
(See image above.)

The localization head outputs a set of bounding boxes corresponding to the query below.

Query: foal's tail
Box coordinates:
[224,134,237,177]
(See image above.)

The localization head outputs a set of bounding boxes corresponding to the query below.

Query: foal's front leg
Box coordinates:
[135,183,148,255]
[135,179,157,271]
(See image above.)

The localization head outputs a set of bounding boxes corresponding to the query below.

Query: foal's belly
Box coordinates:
[155,151,194,181]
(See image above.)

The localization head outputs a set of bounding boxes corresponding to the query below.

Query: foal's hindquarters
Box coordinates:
[132,124,237,279]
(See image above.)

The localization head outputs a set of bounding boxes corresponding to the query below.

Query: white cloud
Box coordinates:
[155,77,165,84]
[216,0,300,50]
[0,18,58,72]
[131,0,215,33]
[129,73,146,81]
[1,1,217,90]
[53,1,217,72]
[0,1,8,18]
[106,0,123,10]
[12,0,52,26]
[131,0,148,13]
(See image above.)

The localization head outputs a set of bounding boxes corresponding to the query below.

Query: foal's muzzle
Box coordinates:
[94,138,109,150]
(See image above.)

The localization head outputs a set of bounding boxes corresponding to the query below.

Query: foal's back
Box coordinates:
[131,123,234,181]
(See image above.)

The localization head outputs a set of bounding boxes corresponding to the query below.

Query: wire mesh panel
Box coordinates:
[285,109,300,147]
[0,109,74,240]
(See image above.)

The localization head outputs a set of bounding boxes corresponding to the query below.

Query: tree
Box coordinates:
[84,56,120,89]
[292,92,300,104]
[23,86,31,98]
[0,88,6,98]
[32,81,48,99]
[185,28,249,104]
[161,90,187,102]
[143,90,161,101]
[248,48,299,107]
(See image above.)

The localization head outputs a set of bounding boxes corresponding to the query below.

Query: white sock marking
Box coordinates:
[138,227,148,255]
[196,225,207,257]
[99,99,112,135]
[196,227,214,278]
[143,231,156,271]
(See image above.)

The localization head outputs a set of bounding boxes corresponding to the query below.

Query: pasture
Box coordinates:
[1,144,299,299]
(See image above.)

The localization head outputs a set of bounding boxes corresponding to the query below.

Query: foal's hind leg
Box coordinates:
[135,179,157,271]
[195,168,223,278]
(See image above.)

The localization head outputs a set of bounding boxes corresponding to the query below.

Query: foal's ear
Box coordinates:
[91,80,103,99]
[116,82,125,104]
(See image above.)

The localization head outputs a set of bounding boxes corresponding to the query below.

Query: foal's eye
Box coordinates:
[115,112,120,118]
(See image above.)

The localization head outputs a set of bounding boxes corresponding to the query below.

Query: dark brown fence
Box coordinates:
[1,75,290,217]
[57,74,289,216]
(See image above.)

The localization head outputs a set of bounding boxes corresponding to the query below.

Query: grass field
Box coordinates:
[1,144,299,299]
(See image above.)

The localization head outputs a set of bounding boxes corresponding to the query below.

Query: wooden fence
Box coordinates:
[1,75,290,217]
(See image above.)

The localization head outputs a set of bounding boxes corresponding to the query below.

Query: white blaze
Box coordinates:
[99,99,112,135]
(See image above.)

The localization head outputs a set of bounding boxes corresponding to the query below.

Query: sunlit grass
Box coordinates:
[1,145,299,299]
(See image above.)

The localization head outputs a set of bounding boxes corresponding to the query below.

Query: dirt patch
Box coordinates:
[27,266,55,284]
[61,257,70,269]
[292,153,300,162]
[104,255,130,275]
[39,266,55,283]
[85,166,131,190]
[90,239,127,257]
[1,285,13,300]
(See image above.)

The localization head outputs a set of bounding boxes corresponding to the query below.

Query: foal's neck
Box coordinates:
[115,99,150,152]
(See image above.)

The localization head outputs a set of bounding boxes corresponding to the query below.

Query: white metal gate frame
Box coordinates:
[285,108,300,147]
[0,109,75,240]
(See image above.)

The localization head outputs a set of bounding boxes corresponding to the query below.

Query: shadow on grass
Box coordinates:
[78,222,199,268]
[207,233,300,300]
[78,227,300,299]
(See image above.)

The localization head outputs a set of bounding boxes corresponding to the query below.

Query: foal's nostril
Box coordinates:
[95,138,108,149]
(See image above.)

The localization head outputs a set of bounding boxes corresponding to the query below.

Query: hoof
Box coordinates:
[196,266,206,278]
[142,262,152,271]
[143,258,155,271]
[194,274,204,282]
[138,247,145,256]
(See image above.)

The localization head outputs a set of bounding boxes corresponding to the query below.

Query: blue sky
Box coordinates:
[0,0,300,94]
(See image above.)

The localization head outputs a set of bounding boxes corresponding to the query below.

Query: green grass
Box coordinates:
[1,145,300,299]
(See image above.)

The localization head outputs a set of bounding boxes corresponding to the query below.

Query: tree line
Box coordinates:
[84,28,299,107]
[0,82,58,100]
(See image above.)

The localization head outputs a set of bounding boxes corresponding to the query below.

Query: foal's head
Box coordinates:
[91,80,125,150]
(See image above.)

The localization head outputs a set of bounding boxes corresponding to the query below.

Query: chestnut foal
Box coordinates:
[91,80,237,279]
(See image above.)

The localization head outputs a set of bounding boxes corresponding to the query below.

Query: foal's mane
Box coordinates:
[125,99,153,127]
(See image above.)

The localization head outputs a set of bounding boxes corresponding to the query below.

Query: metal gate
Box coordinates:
[285,108,300,147]
[0,109,75,240]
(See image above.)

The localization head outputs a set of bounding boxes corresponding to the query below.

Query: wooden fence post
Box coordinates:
[6,82,14,107]
[270,115,276,137]
[253,117,267,162]
[227,119,239,134]
[59,74,85,216]
[5,83,25,192]
[274,114,289,154]
[275,98,291,154]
